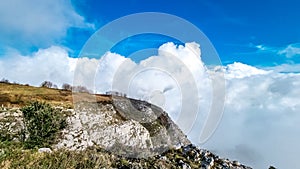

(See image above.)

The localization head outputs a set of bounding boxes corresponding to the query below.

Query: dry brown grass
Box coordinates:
[0,83,111,108]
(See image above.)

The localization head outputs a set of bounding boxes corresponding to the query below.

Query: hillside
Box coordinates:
[0,82,110,108]
[0,82,255,169]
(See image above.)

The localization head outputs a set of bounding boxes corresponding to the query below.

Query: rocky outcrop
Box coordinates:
[0,96,253,168]
[0,107,24,141]
[55,96,191,158]
[114,144,252,169]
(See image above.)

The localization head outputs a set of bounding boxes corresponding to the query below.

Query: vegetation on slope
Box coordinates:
[21,102,67,148]
[0,82,111,108]
[0,82,73,108]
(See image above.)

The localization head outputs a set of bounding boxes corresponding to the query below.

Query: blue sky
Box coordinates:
[1,0,300,66]
[69,0,300,66]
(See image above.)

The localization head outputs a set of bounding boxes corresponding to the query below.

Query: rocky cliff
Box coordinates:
[55,95,191,158]
[0,94,254,168]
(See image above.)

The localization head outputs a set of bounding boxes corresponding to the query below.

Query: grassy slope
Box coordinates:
[0,82,111,108]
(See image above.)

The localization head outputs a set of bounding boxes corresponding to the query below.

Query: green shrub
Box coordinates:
[21,101,67,148]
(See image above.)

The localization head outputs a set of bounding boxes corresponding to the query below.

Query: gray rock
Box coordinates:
[55,98,190,158]
[38,148,52,153]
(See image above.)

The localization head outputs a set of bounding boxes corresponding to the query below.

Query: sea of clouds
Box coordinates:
[1,42,299,168]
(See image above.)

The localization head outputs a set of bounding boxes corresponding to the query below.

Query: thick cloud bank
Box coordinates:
[1,42,300,168]
[207,65,300,168]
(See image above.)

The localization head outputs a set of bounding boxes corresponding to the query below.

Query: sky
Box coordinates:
[70,0,300,66]
[1,0,300,168]
[1,0,300,66]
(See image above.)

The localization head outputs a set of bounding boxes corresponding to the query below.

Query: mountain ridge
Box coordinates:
[0,82,256,168]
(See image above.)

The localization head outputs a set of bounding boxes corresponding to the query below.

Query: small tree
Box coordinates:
[0,78,9,83]
[62,83,72,91]
[21,101,67,148]
[73,85,91,93]
[40,81,53,88]
[52,84,58,89]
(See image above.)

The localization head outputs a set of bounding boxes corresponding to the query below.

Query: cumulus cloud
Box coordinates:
[0,46,77,87]
[89,42,213,134]
[1,42,300,168]
[0,0,94,51]
[222,62,270,79]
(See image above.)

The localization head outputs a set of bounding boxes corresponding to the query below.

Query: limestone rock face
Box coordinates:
[0,108,24,141]
[55,97,191,158]
[0,97,254,168]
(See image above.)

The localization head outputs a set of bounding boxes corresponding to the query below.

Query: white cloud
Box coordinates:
[204,71,300,169]
[278,43,300,58]
[222,62,270,78]
[1,42,300,168]
[253,43,300,59]
[0,46,77,87]
[264,64,300,73]
[0,0,94,50]
[253,44,278,53]
[255,44,268,51]
[90,42,213,134]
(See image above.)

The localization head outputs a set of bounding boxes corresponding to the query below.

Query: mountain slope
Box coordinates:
[0,82,254,168]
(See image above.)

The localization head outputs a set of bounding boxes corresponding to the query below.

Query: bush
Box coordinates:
[21,101,67,148]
